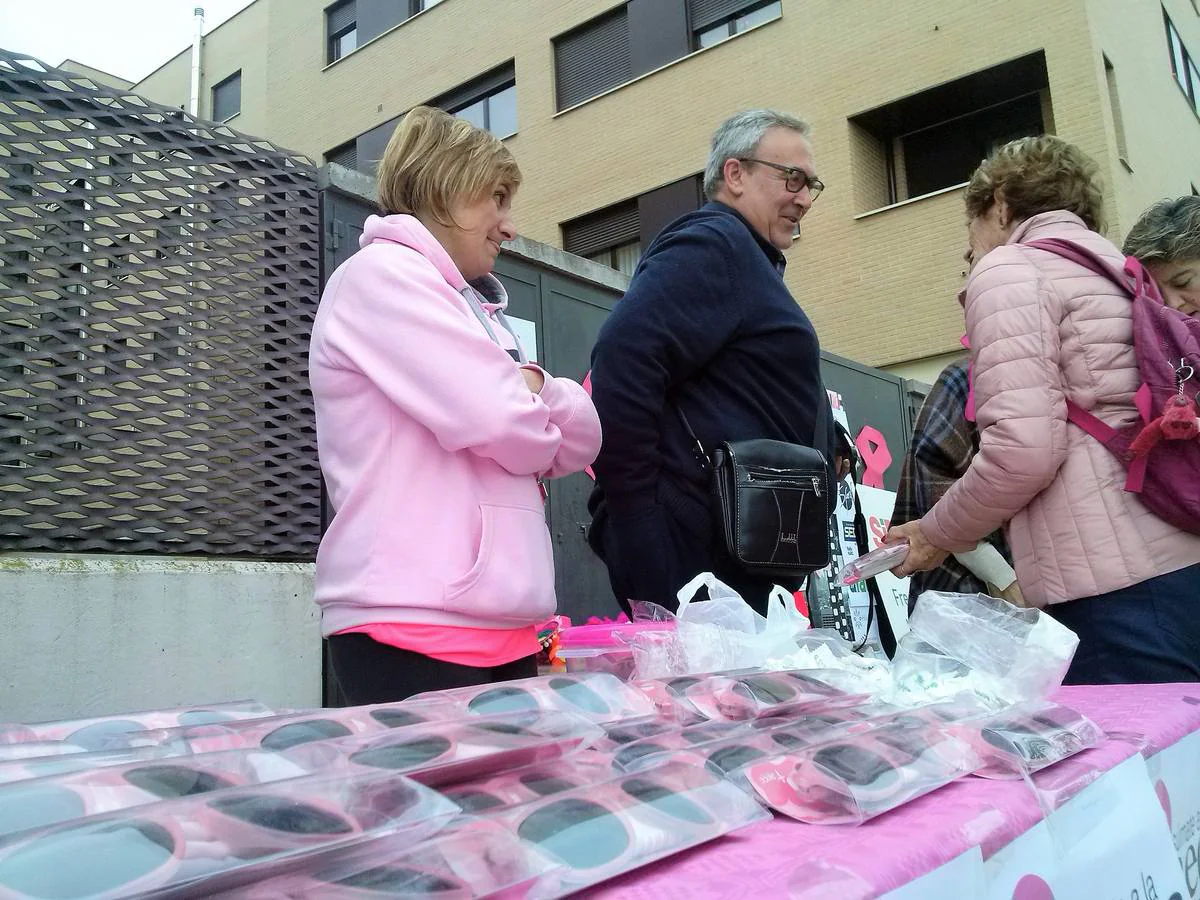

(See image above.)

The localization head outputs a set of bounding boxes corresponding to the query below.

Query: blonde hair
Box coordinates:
[963,135,1105,232]
[1123,196,1200,263]
[376,106,521,226]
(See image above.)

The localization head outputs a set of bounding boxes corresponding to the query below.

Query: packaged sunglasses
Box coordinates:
[590,714,698,753]
[706,670,866,721]
[613,712,868,782]
[441,755,618,815]
[132,697,456,755]
[495,759,769,898]
[838,541,909,586]
[407,673,657,724]
[630,669,763,721]
[0,768,458,899]
[745,720,982,825]
[955,701,1104,779]
[299,711,603,789]
[232,818,560,899]
[0,700,277,751]
[0,743,188,787]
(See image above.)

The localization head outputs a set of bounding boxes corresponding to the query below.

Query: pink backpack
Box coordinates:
[1025,238,1200,534]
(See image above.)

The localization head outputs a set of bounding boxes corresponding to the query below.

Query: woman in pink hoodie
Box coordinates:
[889,136,1200,684]
[309,107,601,702]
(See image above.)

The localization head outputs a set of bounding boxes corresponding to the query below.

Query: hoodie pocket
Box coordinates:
[444,503,556,623]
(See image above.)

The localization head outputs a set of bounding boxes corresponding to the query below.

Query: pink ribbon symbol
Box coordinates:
[582,371,596,481]
[854,425,892,489]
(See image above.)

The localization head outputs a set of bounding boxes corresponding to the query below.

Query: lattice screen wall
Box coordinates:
[0,50,322,557]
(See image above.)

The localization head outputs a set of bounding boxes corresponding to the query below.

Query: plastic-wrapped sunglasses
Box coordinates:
[237,818,558,899]
[440,754,615,814]
[498,760,768,895]
[409,673,655,724]
[0,769,457,899]
[961,701,1103,778]
[746,721,981,824]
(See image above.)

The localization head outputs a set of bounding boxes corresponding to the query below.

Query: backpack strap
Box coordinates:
[1064,396,1151,494]
[1025,238,1166,304]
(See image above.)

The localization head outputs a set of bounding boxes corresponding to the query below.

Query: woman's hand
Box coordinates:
[520,366,545,393]
[886,521,950,577]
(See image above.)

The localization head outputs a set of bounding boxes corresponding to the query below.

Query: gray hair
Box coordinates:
[703,109,811,200]
[1123,196,1200,263]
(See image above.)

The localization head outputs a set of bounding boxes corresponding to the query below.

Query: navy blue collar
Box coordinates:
[706,200,788,275]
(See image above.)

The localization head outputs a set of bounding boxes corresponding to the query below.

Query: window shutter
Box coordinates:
[562,200,639,258]
[687,0,752,31]
[327,0,356,35]
[554,9,632,110]
[212,73,241,122]
[326,141,358,171]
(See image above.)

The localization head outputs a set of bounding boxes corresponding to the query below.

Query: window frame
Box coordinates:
[210,70,242,123]
[326,0,358,64]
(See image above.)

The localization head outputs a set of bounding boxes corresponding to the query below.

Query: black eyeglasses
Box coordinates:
[738,158,824,199]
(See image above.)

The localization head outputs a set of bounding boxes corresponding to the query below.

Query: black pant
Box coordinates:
[327,633,538,705]
[1045,563,1200,684]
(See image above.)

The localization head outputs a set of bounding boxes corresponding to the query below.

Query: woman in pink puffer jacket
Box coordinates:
[889,136,1200,684]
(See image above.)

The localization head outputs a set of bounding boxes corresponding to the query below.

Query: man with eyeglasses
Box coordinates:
[587,108,839,617]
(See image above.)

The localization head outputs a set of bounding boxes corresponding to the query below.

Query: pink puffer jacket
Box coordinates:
[921,211,1200,607]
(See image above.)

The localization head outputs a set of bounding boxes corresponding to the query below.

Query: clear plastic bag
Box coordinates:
[496,758,770,898]
[746,719,982,825]
[953,701,1104,779]
[407,673,656,724]
[708,669,867,721]
[441,754,622,814]
[892,591,1079,707]
[0,768,458,898]
[838,541,909,586]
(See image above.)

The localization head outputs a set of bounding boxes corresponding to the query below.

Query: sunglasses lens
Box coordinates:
[369,709,429,729]
[547,678,609,715]
[0,783,86,839]
[209,794,354,835]
[0,820,175,899]
[621,777,713,825]
[468,687,539,716]
[739,676,796,704]
[519,773,579,797]
[517,799,628,870]
[705,745,766,777]
[615,742,666,770]
[770,730,808,750]
[124,764,237,798]
[260,719,353,751]
[446,790,505,812]
[328,865,462,893]
[65,720,142,751]
[814,745,895,787]
[350,737,452,770]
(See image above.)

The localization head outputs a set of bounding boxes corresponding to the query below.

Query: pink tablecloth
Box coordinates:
[581,683,1200,899]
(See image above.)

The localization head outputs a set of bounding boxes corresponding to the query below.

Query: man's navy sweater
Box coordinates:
[588,201,835,607]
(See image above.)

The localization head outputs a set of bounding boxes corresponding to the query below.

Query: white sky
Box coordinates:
[0,0,258,83]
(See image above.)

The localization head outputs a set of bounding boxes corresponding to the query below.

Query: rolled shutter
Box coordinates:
[554,9,632,110]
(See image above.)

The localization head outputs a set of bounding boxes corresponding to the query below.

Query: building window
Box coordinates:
[327,0,357,63]
[694,0,782,49]
[554,8,632,110]
[417,0,446,9]
[211,71,241,122]
[1103,56,1129,165]
[432,62,518,139]
[849,52,1048,210]
[1165,10,1200,116]
[562,175,704,275]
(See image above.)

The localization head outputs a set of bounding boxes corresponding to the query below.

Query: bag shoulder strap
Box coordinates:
[1024,238,1133,292]
[677,387,833,460]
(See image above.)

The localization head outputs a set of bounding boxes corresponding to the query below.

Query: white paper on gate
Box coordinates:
[985,754,1188,900]
[882,847,984,900]
[1145,728,1200,899]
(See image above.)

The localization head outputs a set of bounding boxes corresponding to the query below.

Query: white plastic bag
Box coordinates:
[628,574,810,679]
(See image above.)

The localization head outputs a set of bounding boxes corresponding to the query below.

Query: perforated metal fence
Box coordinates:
[0,50,322,557]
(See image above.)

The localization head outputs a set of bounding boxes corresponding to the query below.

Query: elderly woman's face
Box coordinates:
[967,200,1015,267]
[1147,259,1200,317]
[439,184,517,281]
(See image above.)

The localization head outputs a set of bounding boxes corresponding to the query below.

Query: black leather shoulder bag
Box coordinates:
[678,404,832,579]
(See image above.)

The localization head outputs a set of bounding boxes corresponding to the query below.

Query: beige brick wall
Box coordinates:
[132,0,1200,369]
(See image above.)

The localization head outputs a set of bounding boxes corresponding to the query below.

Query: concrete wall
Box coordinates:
[0,554,319,723]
